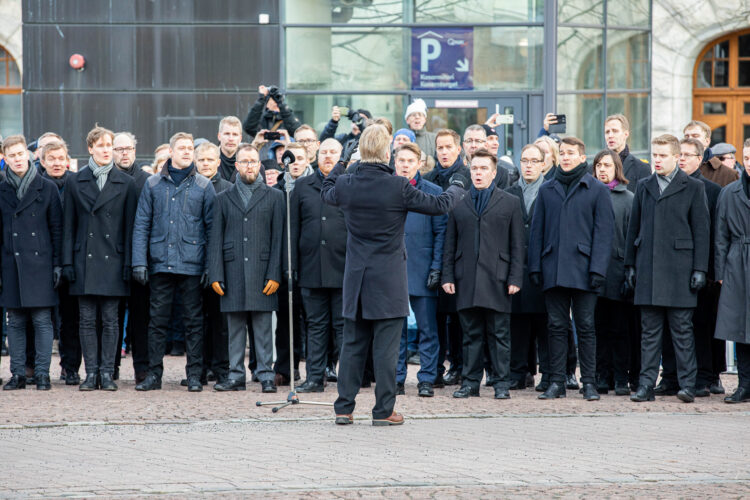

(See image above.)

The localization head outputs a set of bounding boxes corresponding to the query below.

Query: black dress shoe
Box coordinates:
[535,379,550,392]
[135,371,147,385]
[694,386,710,398]
[724,386,750,404]
[538,382,566,399]
[677,388,695,403]
[3,375,26,390]
[396,382,405,395]
[582,383,600,401]
[65,371,81,386]
[297,380,325,393]
[595,376,609,394]
[36,374,51,391]
[494,386,510,399]
[214,379,246,391]
[99,373,118,391]
[186,377,203,392]
[432,373,446,388]
[509,378,525,390]
[206,370,217,382]
[453,385,480,398]
[710,379,726,394]
[614,382,631,396]
[484,371,498,387]
[630,385,655,402]
[565,374,579,390]
[525,373,535,388]
[261,380,277,393]
[135,374,161,391]
[654,381,679,396]
[418,382,434,397]
[79,373,99,391]
[443,370,461,386]
[325,365,338,382]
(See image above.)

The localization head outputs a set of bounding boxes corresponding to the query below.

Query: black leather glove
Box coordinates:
[340,138,359,165]
[589,272,605,290]
[122,265,131,282]
[529,272,541,288]
[268,85,283,104]
[53,266,62,289]
[200,271,210,288]
[449,173,469,190]
[690,270,706,291]
[62,265,76,284]
[132,266,148,286]
[426,269,441,290]
[625,266,636,290]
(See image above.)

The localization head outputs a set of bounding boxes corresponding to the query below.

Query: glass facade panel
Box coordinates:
[710,125,726,146]
[703,101,727,114]
[558,27,603,90]
[7,59,20,88]
[607,0,649,26]
[558,0,604,25]
[696,60,711,88]
[415,0,544,23]
[740,34,750,57]
[0,94,22,137]
[285,94,404,138]
[557,93,604,150]
[284,0,402,24]
[286,27,406,91]
[606,92,649,152]
[473,27,543,90]
[739,61,750,86]
[607,31,649,89]
[715,60,729,86]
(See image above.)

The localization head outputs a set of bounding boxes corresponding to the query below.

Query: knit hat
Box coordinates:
[393,128,416,143]
[482,124,498,138]
[404,98,428,120]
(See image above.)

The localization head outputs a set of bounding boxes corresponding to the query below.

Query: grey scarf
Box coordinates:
[235,174,263,208]
[5,161,38,200]
[88,157,114,190]
[656,167,678,194]
[518,174,543,215]
[283,165,313,192]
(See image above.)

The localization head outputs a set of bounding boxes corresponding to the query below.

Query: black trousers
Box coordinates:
[659,287,724,387]
[545,287,597,384]
[202,287,229,381]
[594,298,633,386]
[334,311,402,419]
[736,342,750,389]
[301,287,344,385]
[510,313,546,382]
[147,273,203,380]
[639,306,696,389]
[274,281,304,379]
[437,311,463,376]
[116,281,151,376]
[57,283,81,375]
[458,307,511,389]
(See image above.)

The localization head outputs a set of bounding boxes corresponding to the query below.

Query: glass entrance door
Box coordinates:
[416,96,527,164]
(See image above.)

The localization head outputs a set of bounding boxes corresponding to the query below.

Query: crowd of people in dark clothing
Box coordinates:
[1,86,749,417]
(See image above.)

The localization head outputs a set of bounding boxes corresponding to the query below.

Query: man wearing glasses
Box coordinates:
[683,120,738,187]
[294,125,321,170]
[463,126,509,193]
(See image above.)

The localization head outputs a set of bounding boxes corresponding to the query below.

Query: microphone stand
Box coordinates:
[257,156,333,413]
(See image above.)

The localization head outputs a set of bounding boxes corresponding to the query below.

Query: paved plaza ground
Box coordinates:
[1,353,749,498]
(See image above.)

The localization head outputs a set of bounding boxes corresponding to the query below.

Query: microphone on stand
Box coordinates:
[281,150,296,193]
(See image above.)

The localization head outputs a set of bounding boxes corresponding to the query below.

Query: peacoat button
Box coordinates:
[12,233,16,237]
[244,257,248,261]
[321,216,326,221]
[105,234,110,239]
[105,255,109,260]
[31,232,35,236]
[244,218,248,222]
[34,252,38,256]
[321,240,326,245]
[14,252,19,256]
[244,237,248,241]
[170,220,174,224]
[87,254,92,258]
[89,233,94,238]
[168,266,172,270]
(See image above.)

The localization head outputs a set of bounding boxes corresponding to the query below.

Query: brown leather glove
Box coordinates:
[263,279,280,296]
[211,281,225,296]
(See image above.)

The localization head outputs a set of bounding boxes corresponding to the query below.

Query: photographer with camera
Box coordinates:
[243,85,300,149]
[320,106,372,153]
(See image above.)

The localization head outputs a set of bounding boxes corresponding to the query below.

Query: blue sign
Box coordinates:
[411,28,473,90]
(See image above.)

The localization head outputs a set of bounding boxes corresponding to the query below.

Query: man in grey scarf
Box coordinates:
[279,143,313,192]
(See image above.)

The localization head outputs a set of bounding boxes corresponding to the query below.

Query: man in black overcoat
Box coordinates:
[63,127,139,391]
[442,149,524,399]
[625,134,710,403]
[292,138,347,393]
[321,124,466,426]
[208,144,284,393]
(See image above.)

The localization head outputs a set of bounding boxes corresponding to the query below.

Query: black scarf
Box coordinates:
[219,150,236,181]
[470,182,495,216]
[618,145,630,164]
[42,169,69,191]
[743,169,750,199]
[555,162,587,195]
[436,156,463,182]
[117,162,138,177]
[167,162,194,186]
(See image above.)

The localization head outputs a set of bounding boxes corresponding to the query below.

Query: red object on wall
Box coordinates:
[69,53,85,70]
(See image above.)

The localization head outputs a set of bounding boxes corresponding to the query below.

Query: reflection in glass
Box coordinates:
[0,94,22,137]
[474,27,543,90]
[557,93,604,150]
[714,41,729,58]
[7,59,20,88]
[710,125,726,147]
[744,124,750,141]
[415,0,544,23]
[284,0,402,24]
[607,0,650,26]
[558,0,603,25]
[739,61,750,86]
[744,102,750,114]
[285,94,405,137]
[703,102,727,114]
[715,60,729,86]
[607,31,649,89]
[696,60,712,88]
[606,93,649,153]
[286,28,406,91]
[740,34,750,57]
[558,28,603,90]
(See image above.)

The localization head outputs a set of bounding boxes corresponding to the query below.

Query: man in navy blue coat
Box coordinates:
[321,124,465,426]
[529,136,615,400]
[393,142,447,398]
